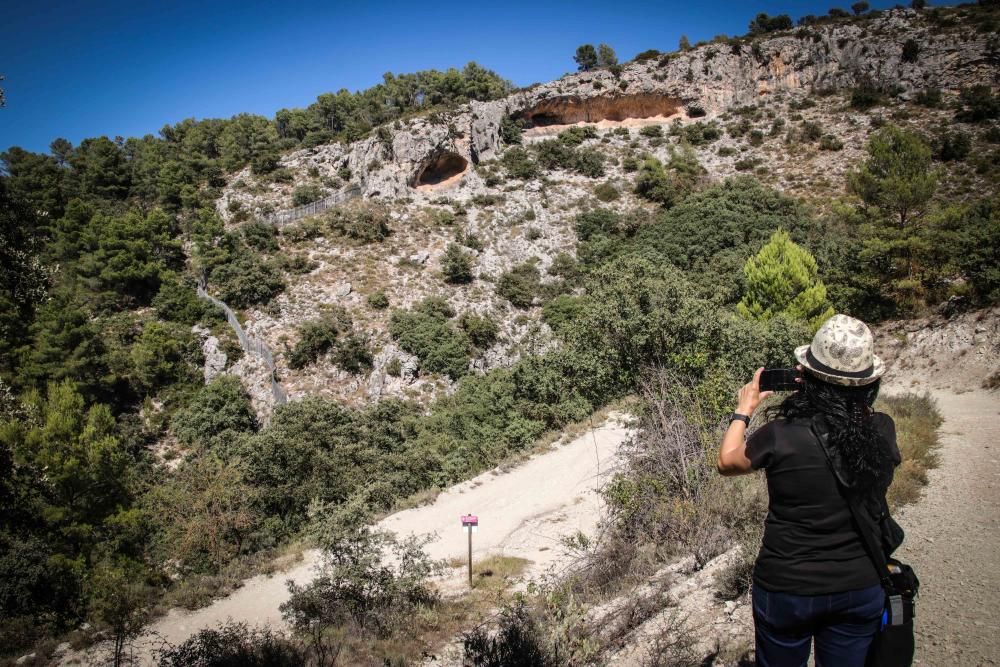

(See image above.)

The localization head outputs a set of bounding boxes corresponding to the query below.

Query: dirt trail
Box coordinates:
[68,415,631,666]
[889,385,1000,666]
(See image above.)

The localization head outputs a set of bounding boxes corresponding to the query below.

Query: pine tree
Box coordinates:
[737,229,834,332]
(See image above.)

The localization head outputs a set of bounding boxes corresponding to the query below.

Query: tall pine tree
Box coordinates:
[737,229,834,332]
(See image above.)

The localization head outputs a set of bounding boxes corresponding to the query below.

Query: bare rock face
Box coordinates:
[192,324,227,382]
[219,9,993,219]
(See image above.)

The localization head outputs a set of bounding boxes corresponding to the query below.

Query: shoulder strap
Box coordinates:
[810,418,894,592]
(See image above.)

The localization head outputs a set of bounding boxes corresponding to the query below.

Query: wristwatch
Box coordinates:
[730,412,751,426]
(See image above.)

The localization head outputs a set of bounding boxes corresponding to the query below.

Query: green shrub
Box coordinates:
[573,148,606,178]
[934,131,971,162]
[901,39,919,64]
[210,256,285,308]
[800,121,823,142]
[915,87,942,108]
[157,622,305,667]
[851,77,885,110]
[497,261,542,308]
[333,333,373,374]
[559,126,599,146]
[367,291,390,310]
[242,221,279,253]
[501,147,540,180]
[389,298,470,379]
[325,201,391,242]
[956,86,999,123]
[459,312,500,349]
[819,134,844,151]
[734,157,761,171]
[172,375,258,447]
[385,357,403,377]
[291,184,325,207]
[593,181,620,202]
[442,243,474,284]
[500,116,523,145]
[287,315,345,369]
[153,274,214,325]
[639,125,663,138]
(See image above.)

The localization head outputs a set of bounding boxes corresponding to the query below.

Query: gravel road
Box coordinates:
[60,415,631,666]
[892,386,1000,666]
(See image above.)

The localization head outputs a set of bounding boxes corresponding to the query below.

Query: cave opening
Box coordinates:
[413,152,469,188]
[515,93,683,129]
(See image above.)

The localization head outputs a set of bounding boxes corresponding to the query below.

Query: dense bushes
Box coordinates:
[325,201,391,242]
[497,261,542,308]
[389,298,471,379]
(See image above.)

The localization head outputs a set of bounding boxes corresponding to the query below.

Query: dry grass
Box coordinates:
[878,392,944,509]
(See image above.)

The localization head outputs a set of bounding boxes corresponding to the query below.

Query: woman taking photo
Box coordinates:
[717,314,900,667]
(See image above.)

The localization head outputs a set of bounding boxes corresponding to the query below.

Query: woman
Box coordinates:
[717,314,900,667]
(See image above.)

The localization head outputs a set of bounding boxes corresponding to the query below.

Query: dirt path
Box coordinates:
[890,386,1000,666]
[67,415,630,666]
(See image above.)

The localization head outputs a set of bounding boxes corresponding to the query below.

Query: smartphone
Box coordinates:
[759,368,802,392]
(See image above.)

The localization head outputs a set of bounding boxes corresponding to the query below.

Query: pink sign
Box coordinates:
[461,514,478,526]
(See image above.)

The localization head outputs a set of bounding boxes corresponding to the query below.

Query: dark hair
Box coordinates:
[773,372,893,493]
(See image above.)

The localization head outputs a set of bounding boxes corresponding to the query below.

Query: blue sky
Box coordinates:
[1,0,918,154]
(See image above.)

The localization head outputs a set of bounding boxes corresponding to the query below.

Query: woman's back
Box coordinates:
[747,414,899,594]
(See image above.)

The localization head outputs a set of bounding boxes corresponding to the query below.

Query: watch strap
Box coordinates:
[730,412,751,425]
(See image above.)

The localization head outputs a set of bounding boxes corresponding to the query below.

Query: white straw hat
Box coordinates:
[794,314,884,387]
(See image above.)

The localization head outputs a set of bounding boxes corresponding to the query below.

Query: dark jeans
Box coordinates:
[752,582,884,667]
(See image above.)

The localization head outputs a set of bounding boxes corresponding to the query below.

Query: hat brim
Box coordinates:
[794,345,885,387]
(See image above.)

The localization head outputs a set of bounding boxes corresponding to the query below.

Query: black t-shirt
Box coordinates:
[746,413,899,595]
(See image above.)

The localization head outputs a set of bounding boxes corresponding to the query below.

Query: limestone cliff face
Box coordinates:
[219,8,995,217]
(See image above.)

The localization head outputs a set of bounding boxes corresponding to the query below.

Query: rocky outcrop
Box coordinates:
[219,8,995,217]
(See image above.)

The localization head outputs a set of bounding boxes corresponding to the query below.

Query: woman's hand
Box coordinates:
[736,367,774,416]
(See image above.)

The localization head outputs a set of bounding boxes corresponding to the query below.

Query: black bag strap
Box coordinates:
[809,419,895,592]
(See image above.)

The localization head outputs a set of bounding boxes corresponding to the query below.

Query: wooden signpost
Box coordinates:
[461,514,478,585]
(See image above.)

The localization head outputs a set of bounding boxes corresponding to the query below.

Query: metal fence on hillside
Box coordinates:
[262,184,363,226]
[197,283,288,406]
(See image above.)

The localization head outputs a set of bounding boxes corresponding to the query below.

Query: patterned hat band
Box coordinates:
[806,348,874,379]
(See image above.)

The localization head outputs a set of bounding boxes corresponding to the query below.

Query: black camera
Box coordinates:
[759,368,802,392]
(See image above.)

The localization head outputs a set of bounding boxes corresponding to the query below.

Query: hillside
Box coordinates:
[204,6,998,417]
[1,2,998,664]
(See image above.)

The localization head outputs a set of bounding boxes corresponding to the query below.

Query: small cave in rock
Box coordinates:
[514,93,682,128]
[412,152,469,188]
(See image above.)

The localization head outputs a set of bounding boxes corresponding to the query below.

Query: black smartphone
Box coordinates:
[759,368,802,392]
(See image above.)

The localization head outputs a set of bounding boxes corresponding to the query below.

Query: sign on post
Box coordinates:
[461,514,478,585]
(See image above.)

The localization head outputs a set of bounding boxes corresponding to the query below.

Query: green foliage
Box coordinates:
[332,333,373,375]
[153,274,214,325]
[497,261,542,308]
[367,291,390,310]
[129,320,203,396]
[242,221,279,253]
[287,316,341,370]
[501,147,540,180]
[955,85,999,123]
[597,44,618,68]
[639,125,662,138]
[459,312,499,349]
[442,243,474,284]
[157,622,306,667]
[736,229,834,331]
[209,255,285,308]
[282,511,440,639]
[172,375,258,448]
[574,44,599,71]
[389,298,470,379]
[749,12,793,34]
[634,149,704,207]
[847,124,937,227]
[500,116,523,145]
[325,201,391,242]
[901,38,920,63]
[934,130,971,162]
[292,184,325,206]
[593,181,620,202]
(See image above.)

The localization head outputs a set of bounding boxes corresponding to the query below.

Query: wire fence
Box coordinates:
[261,184,363,226]
[197,283,288,406]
